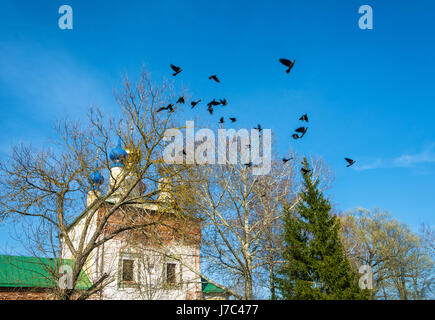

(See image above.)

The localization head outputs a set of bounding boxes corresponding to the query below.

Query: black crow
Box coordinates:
[279,58,296,74]
[229,117,237,122]
[345,158,356,167]
[170,64,182,76]
[244,162,253,168]
[207,99,221,108]
[209,75,220,83]
[177,96,185,104]
[191,99,201,108]
[301,168,311,175]
[299,114,308,122]
[295,127,307,137]
[157,104,174,113]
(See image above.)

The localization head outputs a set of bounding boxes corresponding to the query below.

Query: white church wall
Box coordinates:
[60,202,100,280]
[97,238,201,300]
[62,141,203,300]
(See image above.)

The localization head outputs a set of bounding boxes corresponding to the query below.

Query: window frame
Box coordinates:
[121,258,135,283]
[165,262,177,285]
[118,251,141,289]
[163,259,182,289]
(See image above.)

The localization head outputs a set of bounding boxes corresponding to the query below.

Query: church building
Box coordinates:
[0,141,227,300]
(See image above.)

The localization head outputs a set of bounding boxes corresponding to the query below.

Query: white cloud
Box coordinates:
[392,143,435,168]
[355,144,435,171]
[354,158,384,171]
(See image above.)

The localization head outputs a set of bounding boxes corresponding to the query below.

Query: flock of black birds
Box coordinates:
[162,62,355,173]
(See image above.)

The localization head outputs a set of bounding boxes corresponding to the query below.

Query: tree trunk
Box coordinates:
[269,264,276,300]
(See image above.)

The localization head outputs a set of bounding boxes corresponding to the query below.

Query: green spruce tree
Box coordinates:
[276,158,368,299]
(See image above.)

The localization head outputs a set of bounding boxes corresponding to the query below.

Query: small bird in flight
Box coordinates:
[299,114,308,122]
[209,75,220,83]
[170,64,182,76]
[295,127,307,138]
[207,106,214,115]
[292,133,300,140]
[244,162,253,168]
[254,124,262,132]
[229,117,237,123]
[219,117,224,124]
[177,96,185,104]
[219,98,227,106]
[157,104,174,113]
[301,168,311,175]
[191,99,201,108]
[282,157,292,163]
[207,99,221,108]
[345,158,356,167]
[279,58,296,74]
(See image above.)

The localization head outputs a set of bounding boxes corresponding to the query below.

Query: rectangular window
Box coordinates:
[166,263,176,285]
[122,259,134,282]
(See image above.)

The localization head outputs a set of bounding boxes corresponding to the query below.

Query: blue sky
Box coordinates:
[0,0,434,251]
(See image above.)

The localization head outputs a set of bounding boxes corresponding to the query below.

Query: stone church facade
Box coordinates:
[0,140,226,300]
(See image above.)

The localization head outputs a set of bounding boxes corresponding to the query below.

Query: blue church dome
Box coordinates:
[109,137,127,167]
[89,169,104,189]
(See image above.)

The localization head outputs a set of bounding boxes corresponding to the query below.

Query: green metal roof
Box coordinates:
[201,277,226,294]
[0,255,222,295]
[0,255,91,290]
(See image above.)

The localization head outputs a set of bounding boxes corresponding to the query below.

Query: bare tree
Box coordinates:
[0,69,192,299]
[173,149,333,299]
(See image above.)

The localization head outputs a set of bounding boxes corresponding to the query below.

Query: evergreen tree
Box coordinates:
[276,158,368,299]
